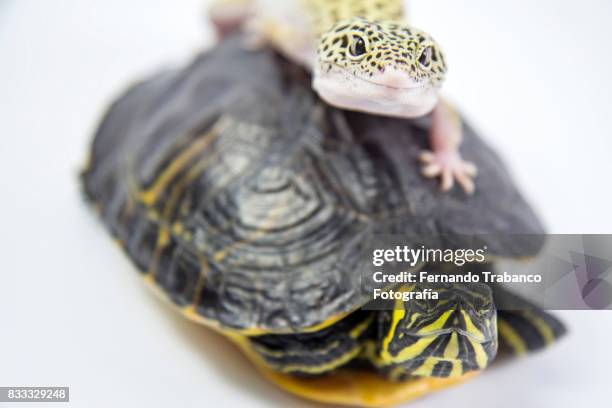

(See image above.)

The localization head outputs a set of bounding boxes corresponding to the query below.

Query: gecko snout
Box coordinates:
[368,67,424,90]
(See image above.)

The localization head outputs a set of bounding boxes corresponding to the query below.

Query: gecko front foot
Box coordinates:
[208,0,253,39]
[419,150,478,194]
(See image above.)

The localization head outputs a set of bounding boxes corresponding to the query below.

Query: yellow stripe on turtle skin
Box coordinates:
[379,285,445,365]
[381,334,438,365]
[379,285,410,362]
[361,340,383,368]
[497,318,528,355]
[409,355,473,379]
[410,357,443,377]
[386,332,487,379]
[472,341,490,369]
[349,314,374,339]
[449,359,463,378]
[444,332,459,360]
[522,310,556,346]
[252,339,341,358]
[461,310,486,343]
[269,344,364,375]
[415,310,453,336]
[251,314,374,358]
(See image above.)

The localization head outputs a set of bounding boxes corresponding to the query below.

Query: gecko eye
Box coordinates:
[349,36,367,57]
[418,46,433,68]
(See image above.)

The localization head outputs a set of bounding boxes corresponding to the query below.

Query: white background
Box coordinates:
[1,0,611,407]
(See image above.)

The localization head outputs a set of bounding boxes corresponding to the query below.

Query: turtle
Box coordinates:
[81,34,565,407]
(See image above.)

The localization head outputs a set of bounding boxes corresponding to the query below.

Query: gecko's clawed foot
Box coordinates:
[419,150,478,194]
[208,0,252,39]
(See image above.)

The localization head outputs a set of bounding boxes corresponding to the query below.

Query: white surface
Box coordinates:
[1,0,611,407]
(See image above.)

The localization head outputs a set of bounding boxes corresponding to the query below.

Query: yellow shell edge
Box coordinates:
[227,333,480,408]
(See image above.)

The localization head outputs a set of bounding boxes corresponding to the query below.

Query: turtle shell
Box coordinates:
[81,35,545,334]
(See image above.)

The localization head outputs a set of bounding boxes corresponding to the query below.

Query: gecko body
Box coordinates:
[209,0,477,193]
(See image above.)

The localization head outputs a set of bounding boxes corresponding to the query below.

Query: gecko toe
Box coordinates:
[419,150,477,194]
[422,163,442,178]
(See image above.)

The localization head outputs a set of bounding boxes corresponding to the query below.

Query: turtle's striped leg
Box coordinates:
[491,284,566,355]
[497,309,566,355]
[245,312,375,376]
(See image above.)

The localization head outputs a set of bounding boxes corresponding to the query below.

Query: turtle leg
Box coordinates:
[245,312,375,376]
[497,309,566,355]
[419,100,478,194]
[492,284,567,355]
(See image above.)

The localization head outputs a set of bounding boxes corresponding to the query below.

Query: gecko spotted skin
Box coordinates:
[318,19,446,85]
[209,0,477,193]
[315,18,447,118]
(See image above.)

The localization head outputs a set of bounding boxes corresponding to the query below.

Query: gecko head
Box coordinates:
[313,18,447,118]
